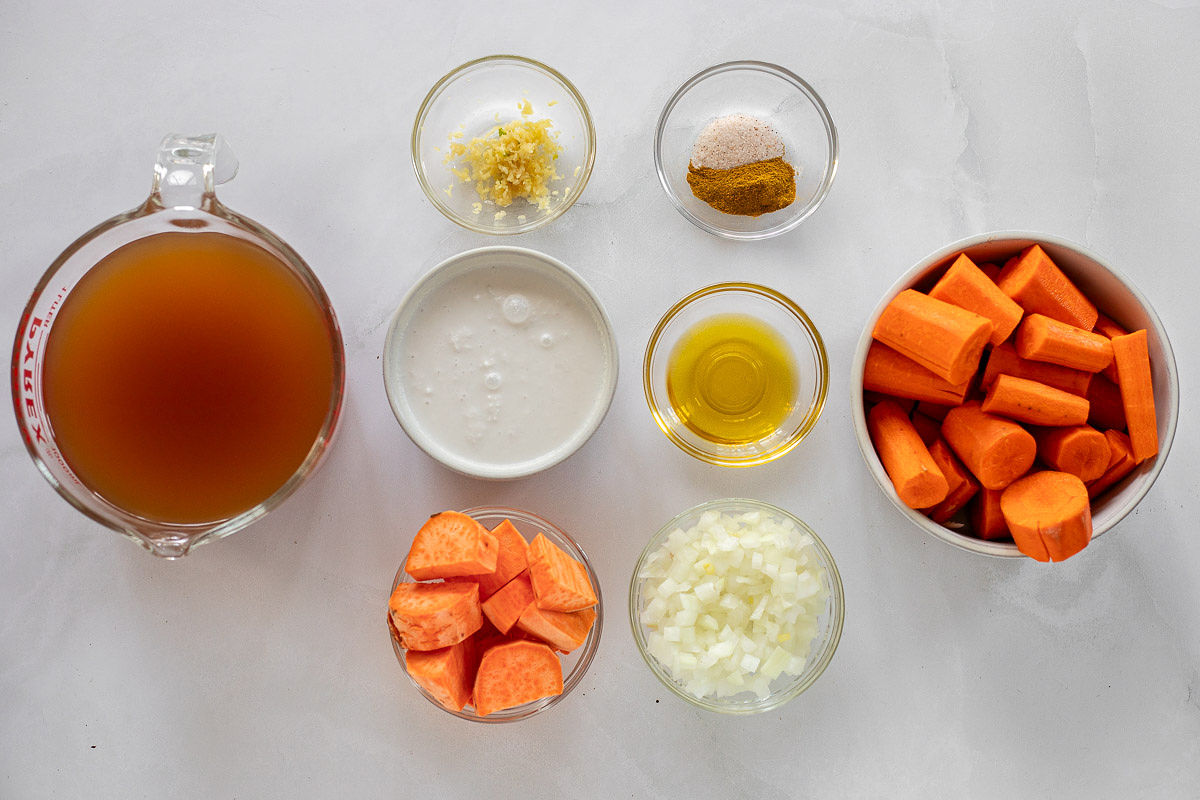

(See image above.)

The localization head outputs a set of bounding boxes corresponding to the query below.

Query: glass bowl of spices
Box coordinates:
[654,61,838,240]
[643,283,828,466]
[412,55,596,234]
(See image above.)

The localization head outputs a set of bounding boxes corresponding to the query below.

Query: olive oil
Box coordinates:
[666,314,798,445]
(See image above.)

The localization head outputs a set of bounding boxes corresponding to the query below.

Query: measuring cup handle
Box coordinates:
[150,133,239,210]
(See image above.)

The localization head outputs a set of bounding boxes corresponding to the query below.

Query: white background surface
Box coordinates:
[2,1,1198,797]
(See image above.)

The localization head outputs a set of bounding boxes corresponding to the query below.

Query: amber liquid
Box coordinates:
[43,231,338,524]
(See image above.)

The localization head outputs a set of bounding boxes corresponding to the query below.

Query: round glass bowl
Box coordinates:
[388,506,603,723]
[654,61,838,240]
[851,231,1180,557]
[643,283,828,467]
[411,55,596,235]
[383,246,618,480]
[629,498,844,714]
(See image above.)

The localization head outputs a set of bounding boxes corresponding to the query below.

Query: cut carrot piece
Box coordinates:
[924,438,979,524]
[1092,312,1128,384]
[863,390,916,414]
[981,341,1092,397]
[405,639,475,712]
[1015,314,1113,373]
[472,640,563,717]
[1110,330,1158,463]
[405,511,499,581]
[1000,471,1092,562]
[1087,429,1136,499]
[516,605,597,654]
[916,401,953,421]
[528,534,598,612]
[910,412,943,446]
[474,520,530,600]
[481,571,536,634]
[970,488,1010,541]
[929,253,1024,346]
[867,399,949,509]
[1035,425,1111,483]
[872,289,994,384]
[1086,373,1127,431]
[977,262,1002,282]
[942,402,1036,490]
[981,374,1090,427]
[863,342,970,405]
[389,581,483,651]
[996,244,1098,330]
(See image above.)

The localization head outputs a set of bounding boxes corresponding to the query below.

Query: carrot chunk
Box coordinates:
[1110,330,1158,463]
[924,438,979,523]
[389,581,483,651]
[1000,471,1092,562]
[516,605,597,654]
[916,401,953,421]
[929,253,1024,346]
[474,519,530,600]
[863,342,970,406]
[970,488,1010,541]
[405,639,475,712]
[1035,425,1111,483]
[996,244,1098,330]
[1015,314,1113,373]
[472,640,563,717]
[867,399,949,509]
[405,511,500,581]
[981,374,1090,427]
[982,341,1092,397]
[1086,373,1127,431]
[942,402,1037,491]
[481,571,536,634]
[1092,312,1128,384]
[910,412,943,446]
[872,289,994,384]
[1087,429,1136,499]
[527,534,598,612]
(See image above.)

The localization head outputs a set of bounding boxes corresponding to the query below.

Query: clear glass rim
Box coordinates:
[410,54,597,236]
[642,282,829,467]
[628,497,845,714]
[389,505,604,723]
[652,60,839,241]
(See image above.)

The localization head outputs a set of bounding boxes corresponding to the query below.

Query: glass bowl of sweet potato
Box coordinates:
[387,506,602,721]
[851,231,1179,560]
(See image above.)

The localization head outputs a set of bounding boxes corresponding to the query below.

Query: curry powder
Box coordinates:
[686,157,796,217]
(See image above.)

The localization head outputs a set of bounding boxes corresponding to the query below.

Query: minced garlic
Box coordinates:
[445,103,563,211]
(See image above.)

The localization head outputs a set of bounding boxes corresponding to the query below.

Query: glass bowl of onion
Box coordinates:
[628,498,844,714]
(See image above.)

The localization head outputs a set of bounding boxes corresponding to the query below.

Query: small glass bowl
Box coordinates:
[629,498,844,714]
[411,55,596,235]
[654,61,838,240]
[643,283,828,467]
[388,506,603,723]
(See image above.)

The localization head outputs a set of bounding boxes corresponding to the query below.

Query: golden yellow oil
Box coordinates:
[666,313,798,445]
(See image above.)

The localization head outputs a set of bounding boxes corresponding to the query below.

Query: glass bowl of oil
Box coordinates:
[643,283,828,466]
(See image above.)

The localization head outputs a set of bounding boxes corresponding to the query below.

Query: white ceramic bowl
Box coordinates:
[851,231,1179,557]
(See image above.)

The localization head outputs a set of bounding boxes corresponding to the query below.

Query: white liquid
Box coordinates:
[396,261,613,474]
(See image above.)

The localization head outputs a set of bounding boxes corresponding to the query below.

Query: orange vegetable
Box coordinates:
[872,289,994,384]
[405,639,475,712]
[405,511,499,581]
[389,581,483,651]
[1086,373,1127,431]
[981,374,1090,427]
[1110,330,1158,463]
[863,390,916,414]
[1015,314,1113,374]
[481,571,536,634]
[981,341,1092,397]
[1034,425,1111,483]
[929,253,1024,346]
[863,342,970,405]
[970,488,1010,541]
[977,262,1002,282]
[528,534,598,612]
[1000,470,1092,562]
[916,401,953,421]
[517,605,597,654]
[474,519,530,600]
[867,399,949,509]
[910,412,943,446]
[996,244,1098,330]
[1092,312,1128,384]
[924,438,979,524]
[472,640,563,717]
[1087,429,1136,499]
[942,402,1037,490]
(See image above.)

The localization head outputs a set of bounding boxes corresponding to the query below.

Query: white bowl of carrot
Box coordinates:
[851,231,1179,560]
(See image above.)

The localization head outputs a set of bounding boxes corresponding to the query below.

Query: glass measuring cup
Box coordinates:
[11,134,345,557]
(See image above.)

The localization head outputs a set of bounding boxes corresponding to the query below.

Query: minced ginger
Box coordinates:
[445,103,563,211]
